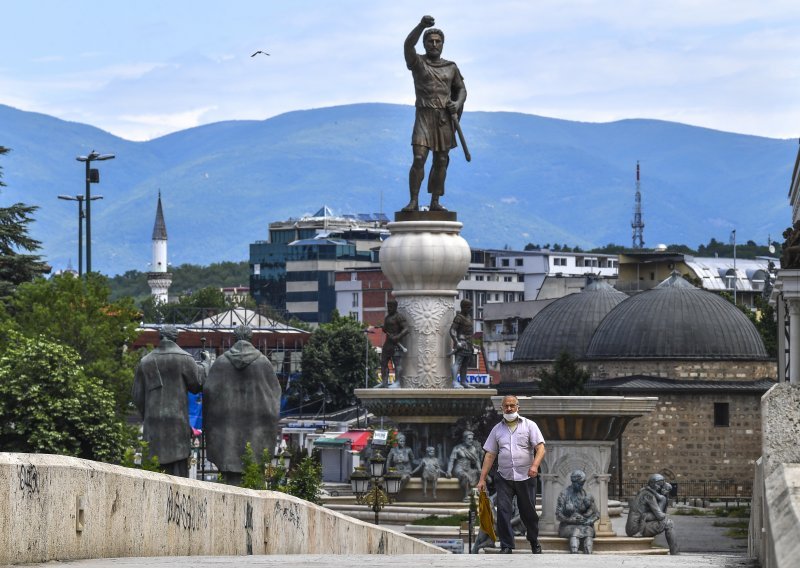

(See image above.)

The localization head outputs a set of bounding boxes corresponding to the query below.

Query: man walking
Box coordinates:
[477,395,546,553]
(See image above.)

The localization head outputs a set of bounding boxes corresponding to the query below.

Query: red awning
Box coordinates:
[338,430,372,452]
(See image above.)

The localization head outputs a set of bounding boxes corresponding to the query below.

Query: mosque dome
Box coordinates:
[585,272,768,360]
[513,279,628,361]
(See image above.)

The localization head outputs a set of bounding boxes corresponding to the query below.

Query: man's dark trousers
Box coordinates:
[495,474,539,549]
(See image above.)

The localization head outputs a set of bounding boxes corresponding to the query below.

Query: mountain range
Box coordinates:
[0,102,796,276]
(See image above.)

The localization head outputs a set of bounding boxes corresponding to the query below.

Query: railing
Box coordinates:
[610,480,753,507]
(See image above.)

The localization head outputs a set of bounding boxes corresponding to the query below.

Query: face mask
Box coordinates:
[503,412,519,422]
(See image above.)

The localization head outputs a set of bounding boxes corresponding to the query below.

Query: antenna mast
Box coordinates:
[631,161,645,249]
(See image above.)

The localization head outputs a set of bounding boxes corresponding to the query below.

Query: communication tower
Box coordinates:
[631,161,645,249]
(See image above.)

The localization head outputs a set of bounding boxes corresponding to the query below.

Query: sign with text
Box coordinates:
[372,430,389,446]
[458,374,492,386]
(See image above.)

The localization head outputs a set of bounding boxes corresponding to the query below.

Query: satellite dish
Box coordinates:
[769,244,776,254]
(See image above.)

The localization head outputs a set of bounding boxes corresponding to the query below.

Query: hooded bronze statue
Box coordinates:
[203,325,282,485]
[132,325,210,477]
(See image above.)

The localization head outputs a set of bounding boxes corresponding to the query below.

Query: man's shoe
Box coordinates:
[531,541,542,554]
[499,547,513,554]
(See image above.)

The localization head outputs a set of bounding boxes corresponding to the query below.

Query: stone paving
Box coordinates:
[2,553,757,568]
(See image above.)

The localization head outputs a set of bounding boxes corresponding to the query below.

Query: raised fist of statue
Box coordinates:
[421,15,435,27]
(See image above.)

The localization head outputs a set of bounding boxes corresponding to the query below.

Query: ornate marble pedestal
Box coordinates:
[379,214,470,388]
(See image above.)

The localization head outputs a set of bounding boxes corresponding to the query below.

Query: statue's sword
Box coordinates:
[451,112,471,162]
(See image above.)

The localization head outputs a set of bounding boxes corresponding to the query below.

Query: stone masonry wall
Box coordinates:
[620,392,762,484]
[0,453,443,565]
[503,358,776,382]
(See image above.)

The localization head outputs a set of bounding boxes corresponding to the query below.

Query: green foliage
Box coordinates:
[0,330,127,462]
[537,350,590,395]
[411,514,469,526]
[298,311,379,411]
[0,146,49,300]
[138,284,258,324]
[286,455,323,504]
[721,293,777,358]
[241,442,266,490]
[108,261,252,302]
[697,237,777,259]
[121,440,163,472]
[6,273,141,415]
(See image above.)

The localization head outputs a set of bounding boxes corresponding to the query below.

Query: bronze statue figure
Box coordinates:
[386,432,415,488]
[132,325,210,477]
[403,15,467,212]
[450,298,475,388]
[377,299,409,388]
[203,325,282,486]
[626,473,679,554]
[781,220,800,269]
[411,446,445,499]
[447,429,483,501]
[556,470,600,554]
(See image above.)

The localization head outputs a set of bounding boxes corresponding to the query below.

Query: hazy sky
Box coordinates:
[3,1,799,141]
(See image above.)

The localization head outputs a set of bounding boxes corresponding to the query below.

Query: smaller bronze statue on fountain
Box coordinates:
[626,473,679,555]
[447,429,483,501]
[411,446,445,499]
[556,470,600,554]
[376,299,409,388]
[450,298,475,388]
[781,220,800,269]
[386,432,415,488]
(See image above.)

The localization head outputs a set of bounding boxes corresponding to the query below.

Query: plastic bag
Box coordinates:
[478,489,497,542]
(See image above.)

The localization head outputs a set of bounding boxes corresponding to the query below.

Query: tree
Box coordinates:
[6,273,140,415]
[537,350,590,395]
[286,455,323,504]
[0,330,127,462]
[0,146,48,299]
[298,311,379,411]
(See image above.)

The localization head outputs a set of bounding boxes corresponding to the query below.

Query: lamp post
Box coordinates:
[362,328,374,426]
[76,150,115,273]
[57,194,102,277]
[350,451,402,525]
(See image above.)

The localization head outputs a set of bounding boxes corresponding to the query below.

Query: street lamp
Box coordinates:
[349,451,402,525]
[57,194,103,277]
[76,150,115,273]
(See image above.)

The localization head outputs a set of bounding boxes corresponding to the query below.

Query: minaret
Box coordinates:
[631,161,645,249]
[147,191,172,303]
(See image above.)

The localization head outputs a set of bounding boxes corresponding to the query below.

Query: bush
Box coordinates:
[286,455,323,504]
[0,331,127,463]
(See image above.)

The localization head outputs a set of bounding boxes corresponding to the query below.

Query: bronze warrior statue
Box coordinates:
[450,298,475,388]
[377,299,409,388]
[403,15,467,212]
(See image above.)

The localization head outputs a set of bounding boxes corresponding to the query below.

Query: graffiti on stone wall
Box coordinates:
[166,486,208,531]
[17,464,39,497]
[245,501,254,555]
[273,501,304,534]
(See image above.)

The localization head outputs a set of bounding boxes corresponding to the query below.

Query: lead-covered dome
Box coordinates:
[586,272,768,359]
[514,279,628,361]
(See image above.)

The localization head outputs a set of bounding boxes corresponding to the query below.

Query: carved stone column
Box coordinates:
[380,219,470,388]
[788,298,800,386]
[538,472,560,535]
